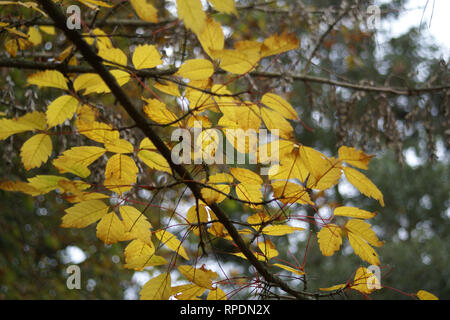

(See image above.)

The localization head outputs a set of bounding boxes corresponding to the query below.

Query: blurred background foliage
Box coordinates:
[0,0,448,299]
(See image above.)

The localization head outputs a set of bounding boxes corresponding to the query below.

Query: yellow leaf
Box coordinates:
[230,167,263,185]
[98,44,127,67]
[207,288,227,300]
[39,26,55,35]
[299,146,342,190]
[73,70,130,95]
[201,182,230,204]
[104,138,134,154]
[261,225,305,236]
[345,219,384,247]
[96,211,126,244]
[186,204,209,236]
[83,28,112,48]
[61,200,109,228]
[213,48,260,74]
[261,92,298,120]
[120,206,152,244]
[78,0,113,9]
[130,0,158,23]
[258,239,278,260]
[261,32,299,58]
[153,81,181,97]
[273,263,305,276]
[197,17,224,58]
[138,138,172,174]
[52,146,105,178]
[0,180,40,196]
[154,229,189,260]
[347,232,380,266]
[172,284,206,300]
[334,206,376,220]
[132,44,162,70]
[248,212,271,226]
[319,284,347,291]
[27,175,69,194]
[176,59,214,80]
[0,111,46,140]
[351,267,380,294]
[343,167,384,206]
[416,290,439,300]
[140,273,172,300]
[124,239,167,270]
[317,224,343,256]
[178,265,218,289]
[208,0,237,15]
[46,95,79,128]
[338,146,374,170]
[5,39,17,57]
[20,133,52,170]
[271,181,313,205]
[76,120,120,145]
[27,70,68,91]
[261,107,293,140]
[235,183,262,208]
[104,154,138,194]
[142,98,179,125]
[176,0,206,35]
[27,26,42,46]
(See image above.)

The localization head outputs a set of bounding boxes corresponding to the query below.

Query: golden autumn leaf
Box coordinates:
[73,70,130,95]
[345,219,384,247]
[20,133,52,170]
[61,200,109,228]
[317,224,343,256]
[132,44,162,70]
[46,95,79,128]
[338,146,374,170]
[319,284,347,291]
[153,81,181,97]
[197,17,224,58]
[212,48,260,75]
[120,206,152,243]
[138,138,172,174]
[235,183,262,208]
[76,120,120,145]
[143,98,179,126]
[104,154,138,194]
[176,0,206,35]
[261,107,294,140]
[334,206,377,220]
[104,138,134,154]
[272,263,305,276]
[261,32,300,58]
[200,173,232,204]
[98,44,127,67]
[140,273,172,300]
[39,26,55,35]
[351,267,380,294]
[186,204,209,236]
[261,93,298,120]
[27,70,68,91]
[230,167,263,185]
[347,232,380,266]
[261,225,305,236]
[207,287,227,300]
[208,0,237,15]
[96,212,126,244]
[178,265,218,289]
[172,284,206,300]
[52,146,105,178]
[130,0,158,23]
[416,290,439,300]
[124,239,167,270]
[27,26,42,46]
[154,229,189,260]
[0,111,46,140]
[78,0,113,9]
[343,167,384,206]
[271,180,313,205]
[176,59,214,80]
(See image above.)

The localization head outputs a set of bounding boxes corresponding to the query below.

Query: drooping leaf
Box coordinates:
[207,287,227,300]
[416,290,439,300]
[52,146,105,178]
[142,98,179,126]
[261,93,298,120]
[261,32,300,58]
[334,206,377,220]
[261,225,305,236]
[178,265,218,289]
[46,95,79,128]
[132,44,162,70]
[343,167,384,207]
[124,239,167,270]
[208,0,237,15]
[20,133,52,170]
[317,224,343,256]
[130,0,158,23]
[345,219,384,247]
[140,273,172,300]
[154,229,189,260]
[96,212,126,244]
[27,70,68,90]
[137,138,172,174]
[338,146,374,170]
[120,206,152,244]
[176,0,206,35]
[0,111,46,140]
[61,200,109,228]
[347,232,380,266]
[104,154,138,194]
[272,263,305,276]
